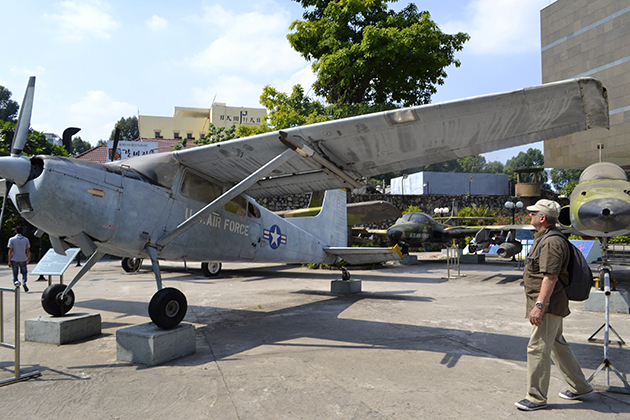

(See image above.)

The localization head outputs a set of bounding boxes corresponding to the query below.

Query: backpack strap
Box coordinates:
[535,229,569,287]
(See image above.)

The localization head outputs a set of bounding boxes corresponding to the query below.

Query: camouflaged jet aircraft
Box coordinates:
[559,161,630,238]
[0,76,609,329]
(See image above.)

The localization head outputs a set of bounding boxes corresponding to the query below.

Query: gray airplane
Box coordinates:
[0,76,609,329]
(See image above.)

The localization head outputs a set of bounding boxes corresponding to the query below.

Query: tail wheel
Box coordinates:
[122,257,143,272]
[41,283,75,317]
[201,262,222,277]
[148,288,187,329]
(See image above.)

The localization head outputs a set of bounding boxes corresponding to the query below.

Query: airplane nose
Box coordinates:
[0,156,31,186]
[387,229,403,242]
[578,198,630,234]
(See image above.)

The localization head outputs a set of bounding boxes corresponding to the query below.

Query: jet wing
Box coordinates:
[172,77,608,198]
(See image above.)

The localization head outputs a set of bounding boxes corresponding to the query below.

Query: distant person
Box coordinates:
[514,199,593,411]
[8,226,31,292]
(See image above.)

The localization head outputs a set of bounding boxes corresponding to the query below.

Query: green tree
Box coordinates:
[459,155,486,173]
[0,85,19,123]
[109,116,139,142]
[485,160,504,174]
[288,1,469,108]
[550,168,582,195]
[503,148,546,184]
[72,136,93,155]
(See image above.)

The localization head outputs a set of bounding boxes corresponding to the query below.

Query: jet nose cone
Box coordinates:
[0,156,31,186]
[387,228,403,242]
[578,198,630,234]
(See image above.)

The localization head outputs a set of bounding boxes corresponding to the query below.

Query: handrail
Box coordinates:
[0,286,41,386]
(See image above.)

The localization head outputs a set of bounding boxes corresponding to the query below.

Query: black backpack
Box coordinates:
[535,230,594,301]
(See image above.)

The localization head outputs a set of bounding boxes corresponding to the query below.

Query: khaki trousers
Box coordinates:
[526,313,592,403]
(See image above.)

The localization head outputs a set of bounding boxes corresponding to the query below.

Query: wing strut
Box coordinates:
[156,149,294,248]
[279,131,363,189]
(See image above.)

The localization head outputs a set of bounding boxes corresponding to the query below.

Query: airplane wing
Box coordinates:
[278,201,401,225]
[168,77,608,199]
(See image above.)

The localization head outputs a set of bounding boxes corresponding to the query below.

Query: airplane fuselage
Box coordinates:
[10,155,334,264]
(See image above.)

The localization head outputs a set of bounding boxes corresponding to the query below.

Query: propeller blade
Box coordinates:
[0,180,11,229]
[11,76,36,158]
[110,124,121,161]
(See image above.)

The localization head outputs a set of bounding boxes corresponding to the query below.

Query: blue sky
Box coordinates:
[1,0,555,163]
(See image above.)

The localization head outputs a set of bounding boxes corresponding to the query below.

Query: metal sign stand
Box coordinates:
[587,238,630,394]
[0,286,41,386]
[442,244,466,280]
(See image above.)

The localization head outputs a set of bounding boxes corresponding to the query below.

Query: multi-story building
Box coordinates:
[541,0,630,170]
[138,103,266,141]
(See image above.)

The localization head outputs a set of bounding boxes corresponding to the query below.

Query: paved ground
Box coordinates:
[1,255,629,419]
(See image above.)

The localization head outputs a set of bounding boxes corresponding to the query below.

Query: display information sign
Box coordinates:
[31,248,81,276]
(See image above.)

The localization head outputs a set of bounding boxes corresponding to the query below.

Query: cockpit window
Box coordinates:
[408,213,433,224]
[225,195,247,216]
[181,171,222,203]
[579,162,628,182]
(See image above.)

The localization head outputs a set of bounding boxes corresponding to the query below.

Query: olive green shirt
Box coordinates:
[523,227,570,317]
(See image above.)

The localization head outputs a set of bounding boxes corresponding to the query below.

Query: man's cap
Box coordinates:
[526,199,560,218]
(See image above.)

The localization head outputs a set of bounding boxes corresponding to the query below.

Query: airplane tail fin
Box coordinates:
[288,189,347,247]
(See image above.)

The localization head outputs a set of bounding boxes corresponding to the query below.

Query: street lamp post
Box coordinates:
[504,200,524,225]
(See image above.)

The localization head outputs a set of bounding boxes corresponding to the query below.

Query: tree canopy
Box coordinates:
[0,85,19,123]
[108,116,139,142]
[72,136,93,156]
[288,0,469,108]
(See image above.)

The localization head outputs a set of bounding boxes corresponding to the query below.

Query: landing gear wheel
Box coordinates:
[41,283,75,317]
[148,287,187,329]
[121,257,143,272]
[201,262,222,277]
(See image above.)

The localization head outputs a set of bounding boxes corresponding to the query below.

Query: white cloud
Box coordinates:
[69,90,136,143]
[44,0,120,41]
[443,0,550,55]
[146,15,167,32]
[188,5,306,77]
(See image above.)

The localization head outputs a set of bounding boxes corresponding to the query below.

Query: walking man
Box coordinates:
[8,226,31,292]
[515,199,593,411]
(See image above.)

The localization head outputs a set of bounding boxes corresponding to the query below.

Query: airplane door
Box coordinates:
[239,200,262,260]
[240,219,261,259]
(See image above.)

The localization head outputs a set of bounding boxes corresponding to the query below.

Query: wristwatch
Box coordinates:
[535,301,544,309]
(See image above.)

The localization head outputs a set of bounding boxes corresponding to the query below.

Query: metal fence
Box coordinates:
[608,244,630,265]
[0,286,40,386]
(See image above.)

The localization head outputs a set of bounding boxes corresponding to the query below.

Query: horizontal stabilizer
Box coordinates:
[325,244,403,265]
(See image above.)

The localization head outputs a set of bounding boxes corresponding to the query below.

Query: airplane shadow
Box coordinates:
[73,292,629,383]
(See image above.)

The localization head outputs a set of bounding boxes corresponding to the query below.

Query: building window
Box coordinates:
[155,131,163,139]
[186,133,195,140]
[174,132,182,139]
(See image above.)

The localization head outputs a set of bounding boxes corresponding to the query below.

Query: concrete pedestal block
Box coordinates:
[116,323,196,366]
[584,289,630,314]
[402,255,417,265]
[25,313,101,344]
[461,254,486,264]
[331,280,361,294]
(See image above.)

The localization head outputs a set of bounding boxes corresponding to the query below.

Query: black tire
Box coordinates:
[41,283,75,317]
[121,257,143,272]
[201,262,222,277]
[148,288,187,329]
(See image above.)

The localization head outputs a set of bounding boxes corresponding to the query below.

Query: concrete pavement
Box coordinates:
[1,255,629,419]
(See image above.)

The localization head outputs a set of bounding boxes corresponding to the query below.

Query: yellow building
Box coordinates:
[541,0,630,170]
[138,103,266,141]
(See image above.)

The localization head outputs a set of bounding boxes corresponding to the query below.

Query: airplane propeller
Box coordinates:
[0,76,36,229]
